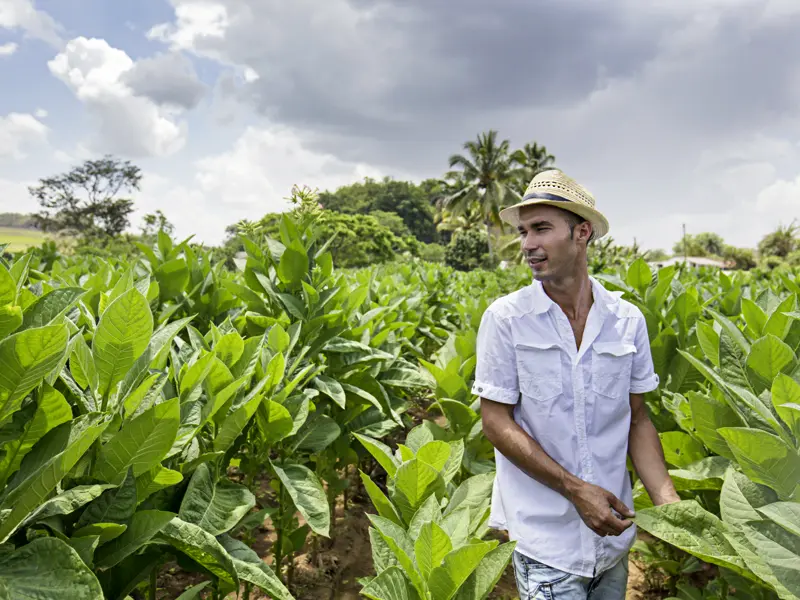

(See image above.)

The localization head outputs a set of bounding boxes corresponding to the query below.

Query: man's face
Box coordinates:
[517,204,590,281]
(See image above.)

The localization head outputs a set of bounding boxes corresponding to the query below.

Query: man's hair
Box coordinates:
[560,208,595,243]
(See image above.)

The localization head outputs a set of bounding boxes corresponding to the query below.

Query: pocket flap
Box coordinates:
[593,342,637,356]
[515,341,561,351]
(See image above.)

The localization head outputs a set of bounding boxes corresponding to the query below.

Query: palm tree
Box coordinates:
[441,131,527,258]
[511,142,556,194]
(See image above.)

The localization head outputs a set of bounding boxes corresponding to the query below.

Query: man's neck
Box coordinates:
[542,271,593,321]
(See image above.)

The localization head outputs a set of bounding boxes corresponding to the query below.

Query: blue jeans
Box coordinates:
[512,551,629,600]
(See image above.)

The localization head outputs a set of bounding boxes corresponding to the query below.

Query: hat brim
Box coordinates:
[498,199,609,240]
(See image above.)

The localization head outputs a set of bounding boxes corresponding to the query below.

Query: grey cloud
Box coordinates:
[188,1,799,169]
[157,0,800,250]
[122,52,207,110]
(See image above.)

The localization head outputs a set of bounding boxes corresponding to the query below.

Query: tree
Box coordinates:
[511,142,556,195]
[442,130,528,258]
[29,156,141,239]
[317,177,438,243]
[758,220,798,258]
[140,210,175,239]
[672,232,725,257]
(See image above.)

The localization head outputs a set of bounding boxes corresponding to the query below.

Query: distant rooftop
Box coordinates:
[648,255,733,269]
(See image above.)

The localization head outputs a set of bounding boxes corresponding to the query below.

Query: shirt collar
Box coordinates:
[529,276,623,316]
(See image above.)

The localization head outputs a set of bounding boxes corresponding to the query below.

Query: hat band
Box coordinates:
[521,191,573,203]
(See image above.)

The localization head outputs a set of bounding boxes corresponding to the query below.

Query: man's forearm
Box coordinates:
[483,405,583,500]
[628,408,680,505]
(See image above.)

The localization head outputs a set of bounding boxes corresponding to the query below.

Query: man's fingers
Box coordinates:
[607,492,635,519]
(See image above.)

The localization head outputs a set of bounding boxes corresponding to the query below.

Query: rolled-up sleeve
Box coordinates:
[471,307,519,404]
[630,313,659,393]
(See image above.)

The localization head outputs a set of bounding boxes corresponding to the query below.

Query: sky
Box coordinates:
[1,0,799,252]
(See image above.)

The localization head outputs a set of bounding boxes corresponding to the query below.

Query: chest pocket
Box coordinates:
[591,342,637,398]
[515,342,563,401]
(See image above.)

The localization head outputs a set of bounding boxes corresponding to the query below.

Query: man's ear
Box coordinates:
[580,221,593,243]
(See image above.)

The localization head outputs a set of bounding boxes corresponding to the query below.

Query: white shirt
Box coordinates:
[471,276,659,577]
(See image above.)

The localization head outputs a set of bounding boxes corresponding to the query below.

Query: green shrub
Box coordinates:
[445,229,493,271]
[418,242,446,263]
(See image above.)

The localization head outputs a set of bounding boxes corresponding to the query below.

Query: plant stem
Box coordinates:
[274,480,284,582]
[149,565,157,600]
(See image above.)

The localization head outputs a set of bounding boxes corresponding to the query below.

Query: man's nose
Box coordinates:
[521,233,537,251]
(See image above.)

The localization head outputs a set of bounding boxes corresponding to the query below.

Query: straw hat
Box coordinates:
[499,169,609,240]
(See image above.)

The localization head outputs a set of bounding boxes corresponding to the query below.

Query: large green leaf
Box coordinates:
[0,304,22,339]
[291,412,340,453]
[686,391,742,463]
[0,537,103,599]
[742,298,768,338]
[0,324,69,426]
[0,383,71,487]
[361,566,420,600]
[154,517,239,586]
[427,541,497,600]
[659,431,707,468]
[772,374,800,440]
[77,469,138,527]
[747,335,796,390]
[95,396,180,484]
[178,463,255,536]
[92,288,153,399]
[154,257,190,299]
[272,462,331,537]
[355,433,400,479]
[626,259,652,295]
[741,521,800,599]
[718,427,800,500]
[634,500,750,575]
[758,502,800,538]
[360,471,404,527]
[415,521,452,581]
[277,245,309,286]
[0,413,106,543]
[312,374,346,409]
[368,514,426,596]
[392,459,446,524]
[92,509,175,569]
[452,542,517,600]
[21,483,115,527]
[20,287,85,331]
[217,534,295,600]
[0,264,16,306]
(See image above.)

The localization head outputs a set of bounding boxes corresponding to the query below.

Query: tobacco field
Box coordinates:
[0,197,797,600]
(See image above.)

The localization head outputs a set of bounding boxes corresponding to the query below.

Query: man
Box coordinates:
[471,169,680,600]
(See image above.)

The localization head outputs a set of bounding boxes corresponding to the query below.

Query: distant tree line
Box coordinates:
[13,140,800,273]
[0,213,38,229]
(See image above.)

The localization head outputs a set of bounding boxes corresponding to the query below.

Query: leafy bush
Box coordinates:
[418,242,446,264]
[445,229,493,271]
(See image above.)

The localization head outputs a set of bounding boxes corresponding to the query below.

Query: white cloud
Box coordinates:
[0,177,39,214]
[148,1,229,53]
[48,37,189,157]
[0,112,48,159]
[139,124,387,245]
[34,108,46,118]
[0,0,62,47]
[0,42,17,56]
[754,175,800,218]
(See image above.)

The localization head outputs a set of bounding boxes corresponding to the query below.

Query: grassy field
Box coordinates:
[0,226,47,252]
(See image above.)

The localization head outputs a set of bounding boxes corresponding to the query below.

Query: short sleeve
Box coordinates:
[630,313,659,393]
[470,307,520,404]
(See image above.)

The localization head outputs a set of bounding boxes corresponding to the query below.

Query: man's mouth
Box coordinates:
[528,256,547,265]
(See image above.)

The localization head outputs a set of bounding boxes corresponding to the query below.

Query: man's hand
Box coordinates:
[568,480,635,537]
